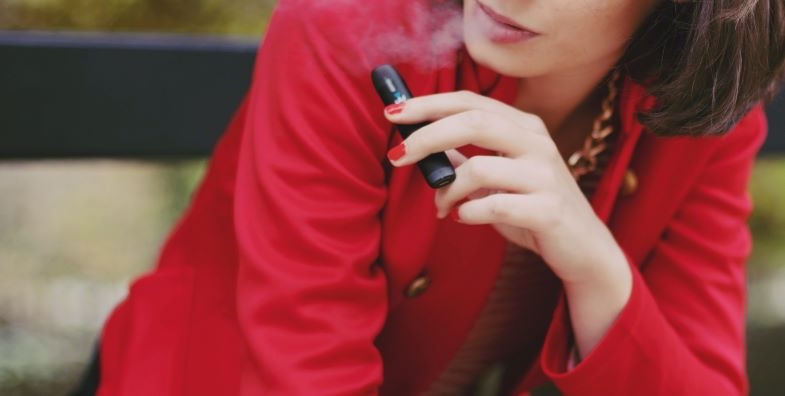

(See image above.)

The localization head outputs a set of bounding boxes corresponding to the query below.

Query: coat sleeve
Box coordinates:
[232,3,391,395]
[539,104,769,395]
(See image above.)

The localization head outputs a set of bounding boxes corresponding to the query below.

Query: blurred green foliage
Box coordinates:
[749,157,785,274]
[0,0,274,35]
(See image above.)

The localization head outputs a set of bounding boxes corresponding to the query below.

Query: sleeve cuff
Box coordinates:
[539,248,646,393]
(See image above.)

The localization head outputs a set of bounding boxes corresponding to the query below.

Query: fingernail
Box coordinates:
[449,198,468,222]
[449,207,461,222]
[387,142,406,162]
[385,103,405,115]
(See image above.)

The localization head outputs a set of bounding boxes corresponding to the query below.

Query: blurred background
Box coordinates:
[0,0,784,395]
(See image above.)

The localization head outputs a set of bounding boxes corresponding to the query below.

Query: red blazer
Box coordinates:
[96,2,769,395]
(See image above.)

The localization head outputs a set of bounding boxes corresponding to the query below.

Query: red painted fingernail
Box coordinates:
[385,103,405,115]
[387,142,406,162]
[449,207,461,221]
[449,198,468,221]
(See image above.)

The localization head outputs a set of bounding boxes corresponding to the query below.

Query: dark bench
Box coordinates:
[1,30,784,160]
[0,31,255,159]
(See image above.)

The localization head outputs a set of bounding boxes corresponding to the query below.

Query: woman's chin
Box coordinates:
[464,38,541,78]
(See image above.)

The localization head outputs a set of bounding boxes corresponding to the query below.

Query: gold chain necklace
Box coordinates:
[567,68,621,183]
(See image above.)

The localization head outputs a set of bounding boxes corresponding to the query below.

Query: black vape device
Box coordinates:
[371,64,456,189]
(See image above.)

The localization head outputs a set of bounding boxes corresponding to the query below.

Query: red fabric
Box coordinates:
[96,1,769,395]
[536,101,768,395]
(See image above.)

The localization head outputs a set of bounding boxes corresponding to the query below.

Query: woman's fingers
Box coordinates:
[443,149,489,200]
[452,192,554,230]
[434,156,546,218]
[386,109,554,166]
[385,90,546,135]
[444,148,469,168]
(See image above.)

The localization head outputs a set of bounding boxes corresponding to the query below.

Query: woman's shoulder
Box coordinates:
[628,73,768,158]
[709,103,769,164]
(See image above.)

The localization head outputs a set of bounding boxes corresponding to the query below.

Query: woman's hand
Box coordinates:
[383,90,627,290]
[384,89,634,358]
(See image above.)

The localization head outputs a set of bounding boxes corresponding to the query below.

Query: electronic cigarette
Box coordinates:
[371,64,456,189]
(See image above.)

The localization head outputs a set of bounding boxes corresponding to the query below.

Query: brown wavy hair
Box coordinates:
[446,0,785,137]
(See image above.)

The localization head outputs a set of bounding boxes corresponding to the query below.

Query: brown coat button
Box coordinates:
[404,275,431,298]
[621,169,638,196]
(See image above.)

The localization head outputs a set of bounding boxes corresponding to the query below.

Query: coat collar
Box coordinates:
[589,74,655,223]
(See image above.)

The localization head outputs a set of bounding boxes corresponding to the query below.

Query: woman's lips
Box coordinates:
[474,1,540,44]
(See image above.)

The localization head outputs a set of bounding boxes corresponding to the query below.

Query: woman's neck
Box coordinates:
[511,61,617,158]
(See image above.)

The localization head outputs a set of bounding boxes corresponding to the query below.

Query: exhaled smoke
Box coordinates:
[274,0,465,75]
[364,1,464,73]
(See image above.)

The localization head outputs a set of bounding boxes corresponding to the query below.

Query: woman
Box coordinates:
[92,0,785,395]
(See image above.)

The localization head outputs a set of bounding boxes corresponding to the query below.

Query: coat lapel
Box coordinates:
[590,73,655,224]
